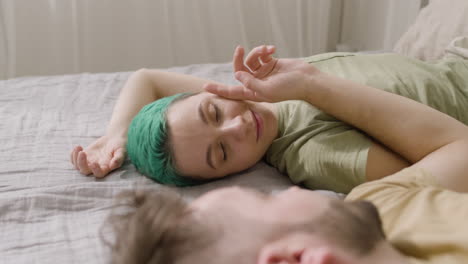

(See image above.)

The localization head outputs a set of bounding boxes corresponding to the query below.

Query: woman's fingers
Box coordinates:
[92,148,126,178]
[233,45,276,78]
[71,147,76,166]
[259,45,275,64]
[72,143,125,178]
[244,45,276,73]
[70,148,75,165]
[235,71,265,93]
[72,146,80,167]
[91,162,109,178]
[244,45,267,72]
[233,46,248,73]
[204,83,263,101]
[110,148,125,170]
[89,163,102,177]
[71,146,83,169]
[77,151,92,175]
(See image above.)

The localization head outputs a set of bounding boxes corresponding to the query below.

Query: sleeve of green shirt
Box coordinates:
[293,122,371,193]
[266,101,372,194]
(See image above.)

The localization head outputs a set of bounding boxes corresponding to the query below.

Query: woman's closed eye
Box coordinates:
[211,103,227,162]
[214,103,222,123]
[220,142,227,161]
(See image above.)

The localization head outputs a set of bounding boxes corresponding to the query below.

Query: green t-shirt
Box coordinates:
[265,52,468,194]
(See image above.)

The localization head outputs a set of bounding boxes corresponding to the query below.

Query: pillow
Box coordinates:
[393,0,468,61]
[445,36,468,60]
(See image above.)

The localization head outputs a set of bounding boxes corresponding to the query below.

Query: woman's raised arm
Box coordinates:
[106,69,213,137]
[70,69,214,178]
[206,46,468,192]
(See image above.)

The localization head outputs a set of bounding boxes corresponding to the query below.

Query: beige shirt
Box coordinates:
[346,168,468,263]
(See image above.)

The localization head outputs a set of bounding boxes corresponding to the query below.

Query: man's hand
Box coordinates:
[204,45,320,103]
[70,135,126,178]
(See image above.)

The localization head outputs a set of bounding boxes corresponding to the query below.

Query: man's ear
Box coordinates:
[300,247,337,264]
[257,241,337,264]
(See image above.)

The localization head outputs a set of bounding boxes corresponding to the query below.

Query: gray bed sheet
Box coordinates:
[0,62,307,263]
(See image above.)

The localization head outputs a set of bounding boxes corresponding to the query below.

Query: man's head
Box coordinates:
[127,92,278,186]
[108,186,387,264]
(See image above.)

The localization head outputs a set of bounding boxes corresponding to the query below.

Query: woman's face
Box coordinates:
[166,92,278,180]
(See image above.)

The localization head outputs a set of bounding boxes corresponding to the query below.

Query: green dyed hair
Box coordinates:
[126,93,203,187]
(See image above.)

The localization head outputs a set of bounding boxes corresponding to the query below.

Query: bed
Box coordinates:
[1,0,466,262]
[0,62,303,263]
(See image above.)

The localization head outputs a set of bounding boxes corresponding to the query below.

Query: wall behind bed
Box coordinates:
[0,0,342,79]
[0,0,425,80]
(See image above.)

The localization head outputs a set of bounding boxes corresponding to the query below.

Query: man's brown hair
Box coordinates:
[104,188,216,264]
[316,199,386,255]
[104,189,386,263]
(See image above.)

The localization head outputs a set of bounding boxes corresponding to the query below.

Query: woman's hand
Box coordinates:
[70,135,127,178]
[204,45,321,102]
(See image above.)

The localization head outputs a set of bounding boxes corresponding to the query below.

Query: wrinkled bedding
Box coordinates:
[0,62,303,263]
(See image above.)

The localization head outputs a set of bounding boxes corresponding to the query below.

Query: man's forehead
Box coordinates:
[190,187,261,208]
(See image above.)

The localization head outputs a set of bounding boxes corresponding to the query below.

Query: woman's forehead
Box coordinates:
[166,93,218,177]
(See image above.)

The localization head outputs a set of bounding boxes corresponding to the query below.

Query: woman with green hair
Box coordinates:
[70,45,468,193]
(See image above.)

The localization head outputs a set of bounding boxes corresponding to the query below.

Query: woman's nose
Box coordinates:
[221,115,249,140]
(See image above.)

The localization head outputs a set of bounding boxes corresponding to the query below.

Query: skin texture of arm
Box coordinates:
[106,69,212,136]
[70,69,215,178]
[206,46,468,192]
[366,141,410,182]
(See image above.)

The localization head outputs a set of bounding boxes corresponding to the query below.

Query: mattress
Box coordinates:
[0,62,304,263]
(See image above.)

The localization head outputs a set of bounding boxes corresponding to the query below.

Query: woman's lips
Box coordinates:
[252,110,263,142]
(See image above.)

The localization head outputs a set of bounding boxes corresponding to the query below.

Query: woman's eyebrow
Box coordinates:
[198,102,208,125]
[198,102,215,169]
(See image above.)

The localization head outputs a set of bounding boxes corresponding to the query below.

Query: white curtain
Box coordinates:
[0,0,342,79]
